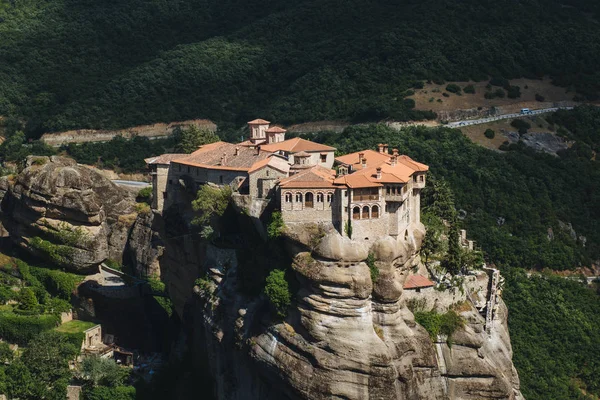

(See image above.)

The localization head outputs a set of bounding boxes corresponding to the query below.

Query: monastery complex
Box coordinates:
[146,119,428,242]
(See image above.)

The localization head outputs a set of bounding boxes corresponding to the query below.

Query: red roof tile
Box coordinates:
[260,137,336,153]
[265,126,287,133]
[403,275,435,289]
[248,119,271,124]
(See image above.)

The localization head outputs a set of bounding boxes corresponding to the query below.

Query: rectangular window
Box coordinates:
[219,176,224,184]
[320,154,327,163]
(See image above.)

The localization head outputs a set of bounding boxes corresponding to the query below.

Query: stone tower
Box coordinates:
[248,119,271,144]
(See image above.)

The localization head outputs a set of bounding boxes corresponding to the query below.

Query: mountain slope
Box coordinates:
[1,0,600,134]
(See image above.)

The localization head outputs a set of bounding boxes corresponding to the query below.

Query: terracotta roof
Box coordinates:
[403,275,435,289]
[145,154,186,165]
[396,155,429,172]
[333,173,383,188]
[265,126,287,133]
[294,151,311,157]
[248,156,291,174]
[260,137,336,153]
[278,166,336,189]
[248,119,271,124]
[170,141,270,171]
[335,149,391,170]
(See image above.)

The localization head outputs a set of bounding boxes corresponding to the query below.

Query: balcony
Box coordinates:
[352,194,379,202]
[412,175,426,189]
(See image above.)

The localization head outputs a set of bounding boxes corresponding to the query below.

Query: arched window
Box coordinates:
[353,207,361,220]
[362,206,370,219]
[285,193,292,203]
[296,193,303,203]
[305,192,314,208]
[372,205,379,218]
[316,193,324,203]
[327,193,333,203]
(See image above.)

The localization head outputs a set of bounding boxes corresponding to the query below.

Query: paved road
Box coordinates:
[446,106,574,128]
[112,180,151,188]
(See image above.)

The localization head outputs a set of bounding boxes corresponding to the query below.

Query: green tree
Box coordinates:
[444,224,462,275]
[421,213,444,264]
[484,128,495,139]
[264,269,291,318]
[83,386,136,400]
[18,287,39,311]
[174,126,219,154]
[192,185,232,226]
[79,356,127,387]
[267,211,285,239]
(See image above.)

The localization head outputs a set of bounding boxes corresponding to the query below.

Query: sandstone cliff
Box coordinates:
[0,156,138,272]
[130,200,524,400]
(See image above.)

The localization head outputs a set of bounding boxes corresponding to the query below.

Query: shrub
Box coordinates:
[489,77,509,88]
[135,202,151,214]
[83,386,136,400]
[366,253,379,283]
[507,85,521,99]
[0,312,59,345]
[511,119,531,134]
[18,287,39,311]
[344,220,353,239]
[192,185,232,226]
[412,81,424,89]
[484,129,495,139]
[264,269,291,318]
[137,186,152,204]
[442,92,450,97]
[267,211,285,239]
[535,93,545,102]
[445,84,461,94]
[30,266,82,300]
[414,310,464,344]
[463,84,475,94]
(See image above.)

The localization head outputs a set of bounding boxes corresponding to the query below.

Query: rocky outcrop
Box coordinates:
[137,208,523,400]
[0,156,137,272]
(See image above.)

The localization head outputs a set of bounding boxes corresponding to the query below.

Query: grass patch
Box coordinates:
[54,320,96,335]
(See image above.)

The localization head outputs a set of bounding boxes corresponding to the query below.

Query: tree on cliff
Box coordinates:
[192,185,232,228]
[264,269,291,318]
[444,223,462,275]
[174,126,219,154]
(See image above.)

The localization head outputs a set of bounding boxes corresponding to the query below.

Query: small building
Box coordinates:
[403,274,435,293]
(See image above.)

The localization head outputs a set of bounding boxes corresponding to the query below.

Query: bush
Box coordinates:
[0,312,59,345]
[30,266,82,300]
[264,269,291,318]
[507,85,521,99]
[267,211,285,239]
[192,185,232,226]
[489,77,510,88]
[414,310,464,343]
[484,129,495,139]
[511,119,531,134]
[484,88,506,99]
[463,84,475,94]
[445,84,461,94]
[442,92,450,97]
[18,287,39,311]
[535,93,545,102]
[366,253,379,282]
[83,386,137,400]
[137,186,152,204]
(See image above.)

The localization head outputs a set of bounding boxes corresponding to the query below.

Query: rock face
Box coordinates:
[0,156,137,272]
[137,206,524,400]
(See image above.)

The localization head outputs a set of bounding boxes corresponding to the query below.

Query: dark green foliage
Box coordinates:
[0,313,59,345]
[506,85,521,99]
[445,84,461,94]
[137,187,153,204]
[484,88,506,99]
[504,271,600,399]
[548,105,600,152]
[489,77,510,88]
[173,126,219,153]
[18,287,39,311]
[79,356,128,387]
[64,135,174,173]
[443,224,462,275]
[463,84,475,94]
[83,386,136,400]
[344,220,353,239]
[264,269,291,318]
[414,310,464,342]
[511,119,531,134]
[0,0,598,133]
[192,185,232,226]
[366,253,379,282]
[29,265,82,300]
[421,213,444,263]
[267,211,285,239]
[535,93,545,102]
[484,128,495,139]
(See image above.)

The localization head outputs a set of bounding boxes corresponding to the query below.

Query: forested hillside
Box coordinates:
[1,0,600,135]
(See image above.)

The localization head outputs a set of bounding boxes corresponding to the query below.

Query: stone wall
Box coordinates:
[288,151,335,169]
[280,188,339,224]
[249,166,287,199]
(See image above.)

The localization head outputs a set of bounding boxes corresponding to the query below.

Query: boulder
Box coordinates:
[1,156,137,273]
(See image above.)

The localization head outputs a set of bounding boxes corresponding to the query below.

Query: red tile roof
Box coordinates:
[248,156,290,174]
[265,126,287,133]
[335,149,391,170]
[145,154,186,165]
[403,274,435,289]
[260,137,336,153]
[279,166,337,189]
[170,141,270,171]
[248,119,271,124]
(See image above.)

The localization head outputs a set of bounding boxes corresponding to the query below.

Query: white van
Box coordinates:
[520,108,531,115]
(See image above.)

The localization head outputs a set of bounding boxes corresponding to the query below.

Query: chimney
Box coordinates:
[362,158,367,168]
[378,143,384,153]
[376,167,382,179]
[392,148,399,156]
[220,152,227,165]
[391,156,397,166]
[234,147,240,156]
[254,146,260,156]
[383,144,389,153]
[358,152,364,164]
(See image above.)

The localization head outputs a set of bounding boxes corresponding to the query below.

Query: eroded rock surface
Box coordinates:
[1,156,137,272]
